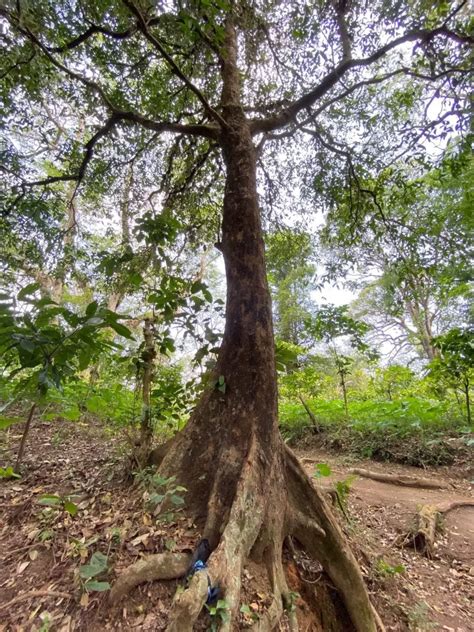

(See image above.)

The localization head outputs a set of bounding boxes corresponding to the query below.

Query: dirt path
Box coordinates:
[0,419,473,631]
[297,450,474,631]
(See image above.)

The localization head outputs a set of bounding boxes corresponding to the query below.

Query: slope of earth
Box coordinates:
[297,450,474,632]
[0,416,472,631]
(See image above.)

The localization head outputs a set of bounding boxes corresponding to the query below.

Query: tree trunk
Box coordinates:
[115,19,382,632]
[136,318,156,464]
[14,402,37,472]
[340,371,349,419]
[464,378,471,427]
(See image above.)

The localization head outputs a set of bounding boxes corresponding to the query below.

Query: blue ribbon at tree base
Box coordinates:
[188,560,220,604]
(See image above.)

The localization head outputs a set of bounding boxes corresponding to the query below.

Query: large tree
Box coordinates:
[1,1,472,629]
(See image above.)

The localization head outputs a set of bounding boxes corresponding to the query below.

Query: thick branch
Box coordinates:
[333,0,352,62]
[251,26,474,135]
[22,110,217,192]
[349,468,450,490]
[49,23,138,52]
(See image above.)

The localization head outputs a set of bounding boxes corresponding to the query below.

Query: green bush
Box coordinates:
[279,396,469,465]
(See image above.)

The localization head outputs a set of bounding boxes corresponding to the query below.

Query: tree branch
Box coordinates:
[332,0,352,62]
[250,25,474,135]
[21,110,218,193]
[48,22,138,53]
[121,0,227,128]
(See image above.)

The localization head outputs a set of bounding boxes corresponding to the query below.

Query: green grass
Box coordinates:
[279,397,472,465]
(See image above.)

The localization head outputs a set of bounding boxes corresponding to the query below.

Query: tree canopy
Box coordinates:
[1,2,473,631]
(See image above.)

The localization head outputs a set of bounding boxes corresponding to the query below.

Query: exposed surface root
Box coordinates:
[109,552,190,604]
[166,572,209,632]
[113,438,384,631]
[167,438,266,631]
[349,467,450,490]
[398,500,474,558]
[285,447,385,632]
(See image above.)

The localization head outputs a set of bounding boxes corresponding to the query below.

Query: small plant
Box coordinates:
[67,535,100,560]
[206,599,230,631]
[375,557,405,577]
[215,374,226,394]
[240,603,260,624]
[51,429,65,448]
[334,475,356,512]
[134,468,187,522]
[38,493,79,517]
[284,591,300,613]
[78,551,110,592]
[0,465,21,479]
[313,462,331,479]
[37,611,52,632]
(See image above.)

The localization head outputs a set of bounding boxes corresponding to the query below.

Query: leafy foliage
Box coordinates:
[78,552,110,593]
[0,285,132,399]
[134,469,187,523]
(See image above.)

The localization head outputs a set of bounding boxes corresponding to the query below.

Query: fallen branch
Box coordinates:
[109,552,190,604]
[349,467,450,490]
[0,590,71,612]
[397,500,474,558]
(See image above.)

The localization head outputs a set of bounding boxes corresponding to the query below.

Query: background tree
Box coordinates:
[1,1,473,630]
[429,327,474,426]
[265,229,316,346]
[322,154,473,363]
[305,304,376,417]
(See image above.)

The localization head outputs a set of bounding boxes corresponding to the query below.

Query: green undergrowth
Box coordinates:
[280,397,473,466]
[0,375,188,439]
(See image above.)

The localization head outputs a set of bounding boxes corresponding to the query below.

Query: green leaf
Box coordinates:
[85,317,103,326]
[38,494,62,507]
[170,494,185,506]
[0,466,21,479]
[19,338,36,353]
[64,500,79,516]
[62,406,81,422]
[85,580,110,592]
[17,283,40,300]
[149,493,165,505]
[79,552,108,578]
[314,463,332,478]
[109,321,134,339]
[0,416,22,430]
[85,301,99,317]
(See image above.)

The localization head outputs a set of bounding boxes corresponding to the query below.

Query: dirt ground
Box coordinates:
[0,418,473,632]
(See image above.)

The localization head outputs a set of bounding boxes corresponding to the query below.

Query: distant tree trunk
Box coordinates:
[14,403,37,472]
[464,378,471,427]
[138,318,156,454]
[339,371,349,419]
[299,395,321,432]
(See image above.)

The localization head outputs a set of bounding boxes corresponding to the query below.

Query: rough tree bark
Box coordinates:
[112,18,382,632]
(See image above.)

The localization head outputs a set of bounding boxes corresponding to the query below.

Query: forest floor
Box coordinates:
[0,417,473,632]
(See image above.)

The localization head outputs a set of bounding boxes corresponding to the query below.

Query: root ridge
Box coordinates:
[112,440,385,631]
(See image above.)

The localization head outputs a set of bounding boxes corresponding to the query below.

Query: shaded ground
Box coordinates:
[0,417,473,631]
[297,450,473,632]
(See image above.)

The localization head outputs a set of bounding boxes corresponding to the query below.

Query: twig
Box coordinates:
[0,590,71,612]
